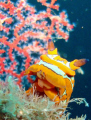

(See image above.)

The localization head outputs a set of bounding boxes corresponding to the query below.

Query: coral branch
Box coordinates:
[0,0,74,86]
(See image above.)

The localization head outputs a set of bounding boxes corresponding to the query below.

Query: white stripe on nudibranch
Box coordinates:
[38,60,65,76]
[38,59,74,90]
[38,60,72,81]
[47,54,58,59]
[71,77,74,89]
[47,54,71,69]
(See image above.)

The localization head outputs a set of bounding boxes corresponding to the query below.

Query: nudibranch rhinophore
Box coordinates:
[25,39,87,105]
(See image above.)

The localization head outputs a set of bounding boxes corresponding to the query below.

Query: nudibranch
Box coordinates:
[25,39,87,105]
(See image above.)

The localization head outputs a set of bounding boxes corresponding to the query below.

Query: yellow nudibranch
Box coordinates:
[25,39,87,105]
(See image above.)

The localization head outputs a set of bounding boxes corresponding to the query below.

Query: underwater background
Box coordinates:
[27,0,91,119]
[0,0,91,119]
[54,0,91,119]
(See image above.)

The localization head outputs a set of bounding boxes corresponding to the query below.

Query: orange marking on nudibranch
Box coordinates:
[44,88,60,103]
[40,54,76,76]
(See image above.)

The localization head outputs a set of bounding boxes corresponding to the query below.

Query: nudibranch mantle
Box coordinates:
[25,37,88,105]
[38,59,65,77]
[25,46,81,104]
[25,40,87,117]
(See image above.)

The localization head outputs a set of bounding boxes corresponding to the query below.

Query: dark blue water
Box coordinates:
[54,0,91,119]
[30,0,91,119]
[2,0,91,119]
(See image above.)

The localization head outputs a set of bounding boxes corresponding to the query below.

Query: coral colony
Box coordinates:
[0,0,74,86]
